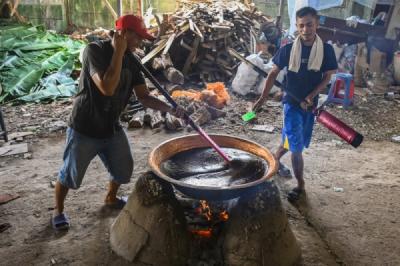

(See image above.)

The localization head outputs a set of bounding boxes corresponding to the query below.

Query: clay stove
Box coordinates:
[110,135,301,265]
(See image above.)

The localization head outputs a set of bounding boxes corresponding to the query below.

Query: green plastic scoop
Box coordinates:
[242,111,256,122]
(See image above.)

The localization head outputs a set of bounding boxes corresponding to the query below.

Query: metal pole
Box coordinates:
[117,0,122,17]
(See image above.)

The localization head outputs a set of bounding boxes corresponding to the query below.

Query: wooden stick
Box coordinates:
[182,36,201,75]
[104,0,118,20]
[162,33,176,55]
[10,0,20,16]
[141,39,168,64]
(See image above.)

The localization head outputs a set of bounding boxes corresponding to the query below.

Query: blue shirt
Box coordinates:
[272,42,338,106]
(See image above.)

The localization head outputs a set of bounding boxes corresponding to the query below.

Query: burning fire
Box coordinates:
[190,200,229,238]
[190,229,212,238]
[197,200,212,221]
[219,210,229,221]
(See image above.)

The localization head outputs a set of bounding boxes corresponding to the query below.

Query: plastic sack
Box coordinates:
[231,54,265,96]
[232,54,283,96]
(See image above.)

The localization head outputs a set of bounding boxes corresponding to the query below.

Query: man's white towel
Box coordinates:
[288,35,324,73]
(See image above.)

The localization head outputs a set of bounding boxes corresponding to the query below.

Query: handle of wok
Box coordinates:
[129,53,231,163]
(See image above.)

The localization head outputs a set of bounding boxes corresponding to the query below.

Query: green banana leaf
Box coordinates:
[0,22,85,103]
[17,72,78,103]
[17,83,78,103]
[3,67,45,96]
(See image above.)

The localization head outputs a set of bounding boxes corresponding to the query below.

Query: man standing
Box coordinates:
[253,7,337,203]
[52,15,184,230]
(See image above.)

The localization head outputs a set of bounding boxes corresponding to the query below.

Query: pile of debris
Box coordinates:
[145,0,274,83]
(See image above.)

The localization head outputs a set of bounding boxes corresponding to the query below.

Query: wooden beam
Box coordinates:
[189,19,194,32]
[64,0,72,28]
[276,0,284,28]
[182,36,201,75]
[192,20,204,41]
[137,0,142,16]
[10,0,20,16]
[0,143,29,157]
[162,33,176,55]
[104,0,118,20]
[141,39,168,64]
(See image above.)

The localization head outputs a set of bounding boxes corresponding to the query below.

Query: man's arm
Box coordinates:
[91,31,127,96]
[253,64,281,111]
[133,84,175,113]
[304,69,336,105]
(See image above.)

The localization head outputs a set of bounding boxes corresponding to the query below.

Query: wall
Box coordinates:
[15,0,388,33]
[16,0,176,31]
[19,0,65,31]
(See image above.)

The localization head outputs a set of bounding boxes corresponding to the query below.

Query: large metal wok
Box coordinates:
[149,134,278,201]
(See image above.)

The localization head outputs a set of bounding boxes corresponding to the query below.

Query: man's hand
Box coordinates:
[112,30,127,55]
[300,94,314,111]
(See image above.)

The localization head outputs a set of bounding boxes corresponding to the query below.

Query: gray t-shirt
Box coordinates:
[69,40,145,138]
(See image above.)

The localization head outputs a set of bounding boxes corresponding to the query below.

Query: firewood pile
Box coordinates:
[122,80,230,131]
[122,90,226,131]
[145,0,273,83]
[122,95,185,131]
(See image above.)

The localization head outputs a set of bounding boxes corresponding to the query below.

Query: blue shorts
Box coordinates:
[59,127,133,189]
[282,103,315,153]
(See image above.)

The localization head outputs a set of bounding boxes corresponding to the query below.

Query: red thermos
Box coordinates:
[316,109,363,148]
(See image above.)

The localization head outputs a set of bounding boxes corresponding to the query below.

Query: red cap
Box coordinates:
[115,15,155,41]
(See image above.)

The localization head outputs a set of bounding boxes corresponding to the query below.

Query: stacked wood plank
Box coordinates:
[146,0,273,83]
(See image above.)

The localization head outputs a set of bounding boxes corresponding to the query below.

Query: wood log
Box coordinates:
[205,105,226,119]
[128,110,145,128]
[163,67,184,85]
[152,54,173,70]
[143,109,151,125]
[165,113,184,130]
[190,106,212,125]
[180,38,193,51]
[148,110,164,129]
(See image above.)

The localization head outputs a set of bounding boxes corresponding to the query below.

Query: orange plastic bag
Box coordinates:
[171,90,201,101]
[204,82,230,109]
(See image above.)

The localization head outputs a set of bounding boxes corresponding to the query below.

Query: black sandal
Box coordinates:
[287,187,305,203]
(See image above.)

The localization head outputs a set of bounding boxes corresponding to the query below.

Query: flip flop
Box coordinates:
[51,213,70,231]
[287,187,305,203]
[105,196,128,210]
[278,163,292,178]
